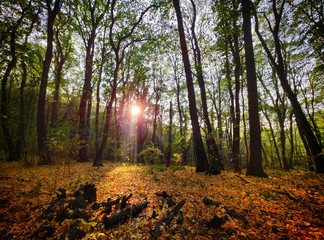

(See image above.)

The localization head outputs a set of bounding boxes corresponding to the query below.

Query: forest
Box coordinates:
[0,0,323,239]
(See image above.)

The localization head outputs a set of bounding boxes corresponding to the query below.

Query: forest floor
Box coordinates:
[0,161,323,240]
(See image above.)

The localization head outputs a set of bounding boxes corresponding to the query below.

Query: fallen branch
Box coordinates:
[203,197,248,223]
[151,199,186,238]
[121,193,133,209]
[274,190,298,202]
[103,201,148,229]
[235,175,249,183]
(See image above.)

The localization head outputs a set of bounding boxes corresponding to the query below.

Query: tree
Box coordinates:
[241,0,268,177]
[190,0,222,174]
[1,1,32,162]
[71,0,107,162]
[37,0,61,164]
[172,0,208,173]
[254,0,324,173]
[50,13,73,128]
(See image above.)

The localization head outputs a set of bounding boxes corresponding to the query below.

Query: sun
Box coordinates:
[131,106,140,116]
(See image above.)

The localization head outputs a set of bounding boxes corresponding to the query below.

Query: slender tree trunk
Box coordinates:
[93,64,119,166]
[152,92,160,146]
[289,111,294,169]
[175,78,187,165]
[95,69,102,152]
[166,101,173,167]
[190,0,221,174]
[51,47,65,128]
[37,0,61,164]
[78,17,101,162]
[15,61,27,162]
[230,31,241,173]
[173,0,208,172]
[262,108,282,168]
[241,80,249,168]
[242,0,267,177]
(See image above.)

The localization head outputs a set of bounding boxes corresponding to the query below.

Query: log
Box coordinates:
[151,199,186,238]
[103,201,148,229]
[203,197,247,223]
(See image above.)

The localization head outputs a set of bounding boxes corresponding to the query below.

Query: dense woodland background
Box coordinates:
[1,0,323,175]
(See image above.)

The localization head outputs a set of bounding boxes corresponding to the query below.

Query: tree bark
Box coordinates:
[242,0,267,177]
[173,0,208,172]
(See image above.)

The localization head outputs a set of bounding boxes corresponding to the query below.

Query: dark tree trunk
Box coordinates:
[78,49,94,162]
[78,8,104,163]
[241,80,249,167]
[166,101,173,167]
[173,0,208,172]
[152,80,161,146]
[242,0,267,177]
[51,32,66,128]
[288,111,294,169]
[152,78,161,146]
[95,67,102,152]
[93,67,118,166]
[229,27,241,173]
[16,61,28,162]
[175,74,187,165]
[190,0,222,174]
[254,0,324,173]
[37,0,61,164]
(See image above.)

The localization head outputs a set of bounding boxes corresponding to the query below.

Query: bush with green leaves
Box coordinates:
[137,144,164,164]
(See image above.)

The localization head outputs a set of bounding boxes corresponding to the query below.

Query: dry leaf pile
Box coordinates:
[0,161,323,239]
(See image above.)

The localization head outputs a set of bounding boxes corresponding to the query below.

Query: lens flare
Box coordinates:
[131,106,140,116]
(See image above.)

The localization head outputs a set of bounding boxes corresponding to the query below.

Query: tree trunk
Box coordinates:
[242,0,267,177]
[262,108,282,168]
[175,77,187,165]
[241,80,249,168]
[37,0,61,164]
[166,101,173,167]
[190,0,222,174]
[152,89,160,146]
[16,61,28,162]
[51,36,66,128]
[288,111,294,169]
[229,29,241,173]
[173,0,208,172]
[93,66,118,166]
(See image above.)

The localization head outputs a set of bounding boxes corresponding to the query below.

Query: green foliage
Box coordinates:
[47,123,80,162]
[138,144,164,164]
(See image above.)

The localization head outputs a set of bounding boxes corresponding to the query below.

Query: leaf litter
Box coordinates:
[0,161,323,239]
